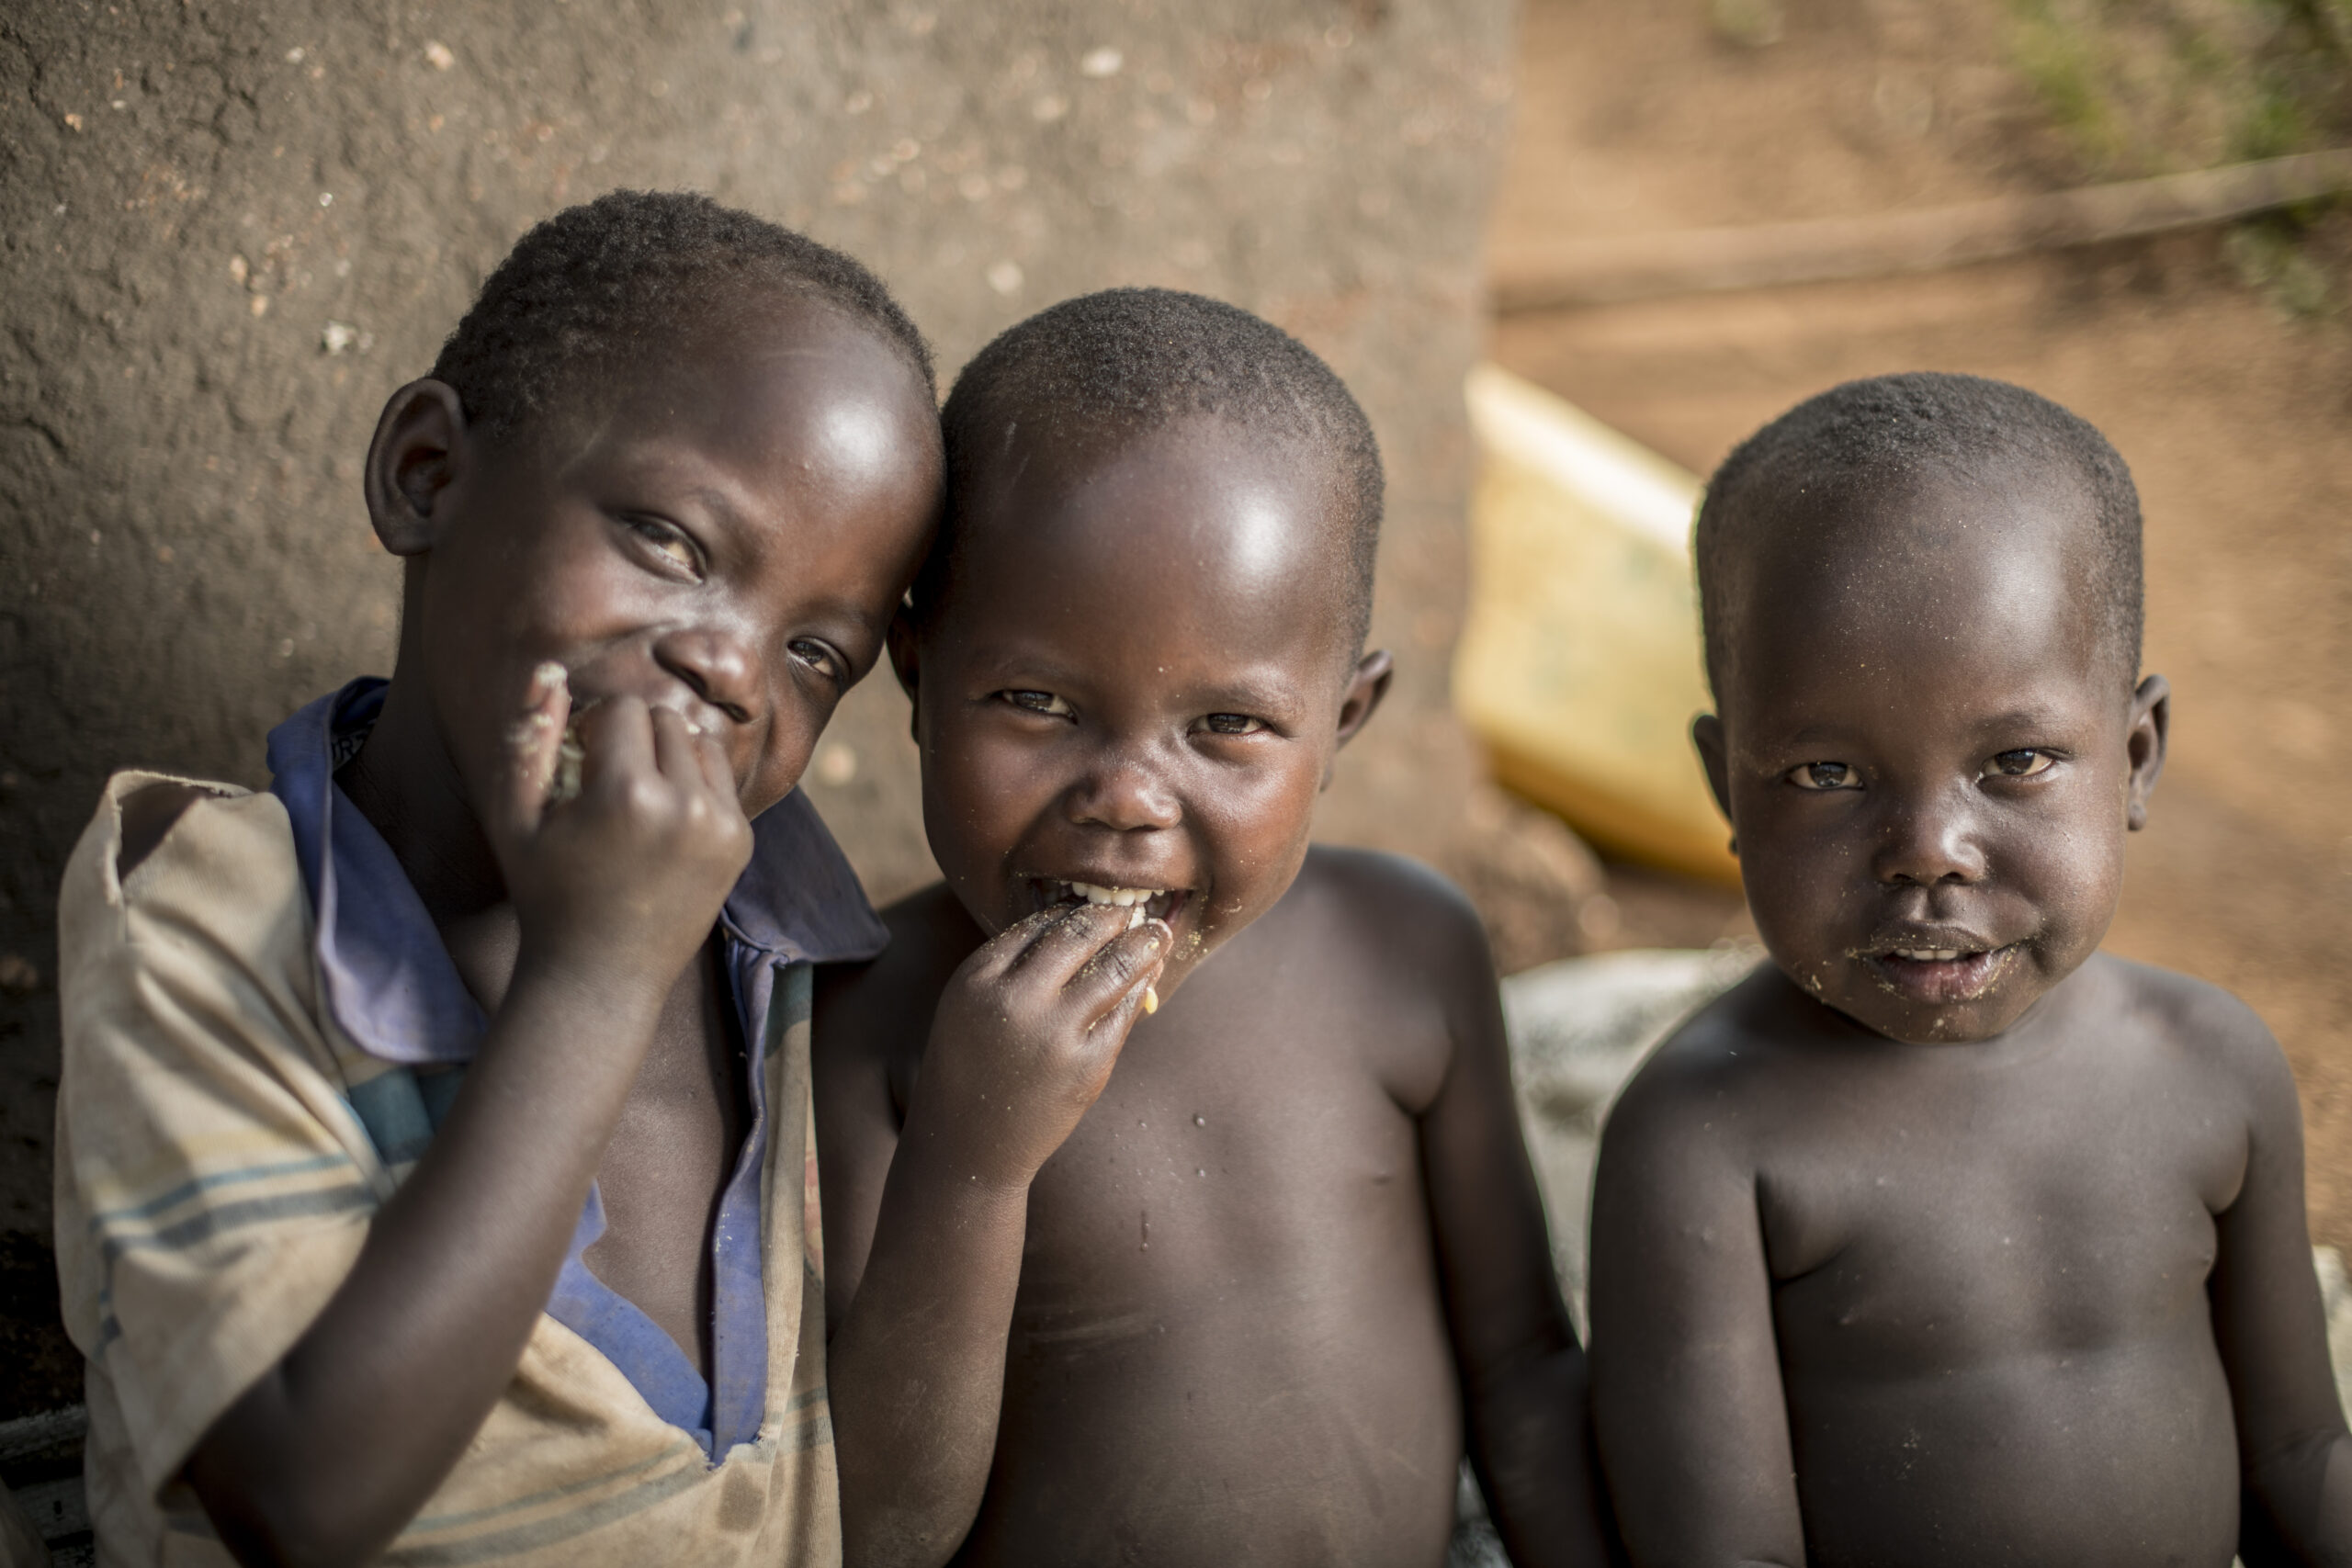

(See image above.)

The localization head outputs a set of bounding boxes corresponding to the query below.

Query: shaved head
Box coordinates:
[1697,373,2142,701]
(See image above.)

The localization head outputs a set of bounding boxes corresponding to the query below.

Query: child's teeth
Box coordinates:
[1069,882,1161,908]
[1894,948,1964,962]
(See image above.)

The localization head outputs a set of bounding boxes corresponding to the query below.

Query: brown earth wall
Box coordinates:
[0,0,1521,1413]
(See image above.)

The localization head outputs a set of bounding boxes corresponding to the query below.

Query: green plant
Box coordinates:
[2007,0,2349,310]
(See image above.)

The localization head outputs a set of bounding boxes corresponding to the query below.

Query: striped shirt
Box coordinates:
[53,681,887,1566]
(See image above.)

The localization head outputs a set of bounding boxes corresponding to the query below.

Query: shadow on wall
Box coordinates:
[0,0,1516,1340]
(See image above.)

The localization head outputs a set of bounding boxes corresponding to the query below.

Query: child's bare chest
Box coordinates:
[582,947,749,1372]
[1028,993,1428,1301]
[1755,1045,2245,1371]
[971,964,1465,1566]
[443,911,747,1375]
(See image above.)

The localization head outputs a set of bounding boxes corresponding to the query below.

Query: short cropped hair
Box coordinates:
[431,189,933,448]
[931,288,1384,650]
[1696,372,2142,695]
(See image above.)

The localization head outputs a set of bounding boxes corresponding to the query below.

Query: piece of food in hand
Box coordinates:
[1038,882,1170,1014]
[547,723,587,806]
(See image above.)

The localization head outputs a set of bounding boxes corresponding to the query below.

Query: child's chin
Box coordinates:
[1835,980,2044,1046]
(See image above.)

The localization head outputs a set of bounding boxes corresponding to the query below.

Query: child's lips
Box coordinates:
[1858,940,2020,1004]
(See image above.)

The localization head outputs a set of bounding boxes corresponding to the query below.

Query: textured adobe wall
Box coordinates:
[0,0,1516,1270]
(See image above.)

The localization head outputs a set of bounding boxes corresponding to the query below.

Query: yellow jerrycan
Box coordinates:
[1453,365,1739,886]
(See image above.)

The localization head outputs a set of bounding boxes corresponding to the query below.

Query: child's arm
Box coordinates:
[1588,1037,1805,1568]
[1413,874,1614,1566]
[182,676,752,1567]
[2204,998,2352,1564]
[817,902,1169,1568]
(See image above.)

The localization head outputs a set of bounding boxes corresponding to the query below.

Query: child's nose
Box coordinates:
[1871,788,1989,886]
[1065,751,1182,833]
[652,625,759,727]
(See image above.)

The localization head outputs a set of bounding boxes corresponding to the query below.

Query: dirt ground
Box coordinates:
[1488,0,2352,1245]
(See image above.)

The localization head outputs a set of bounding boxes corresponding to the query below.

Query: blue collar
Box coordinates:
[265,678,886,1065]
[265,678,883,1457]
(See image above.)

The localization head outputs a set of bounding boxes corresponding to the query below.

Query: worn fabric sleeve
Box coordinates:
[53,773,391,1506]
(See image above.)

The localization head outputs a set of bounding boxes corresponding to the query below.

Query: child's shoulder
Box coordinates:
[64,771,291,936]
[1285,844,1494,981]
[1606,953,2294,1159]
[1600,964,1801,1156]
[812,881,979,1065]
[2091,950,2270,1040]
[2086,951,2294,1110]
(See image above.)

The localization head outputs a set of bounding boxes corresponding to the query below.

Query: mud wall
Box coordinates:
[0,0,1516,1266]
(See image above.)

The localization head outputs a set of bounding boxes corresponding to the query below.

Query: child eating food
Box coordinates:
[814,288,1611,1568]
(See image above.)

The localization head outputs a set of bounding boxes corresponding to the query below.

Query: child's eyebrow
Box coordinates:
[674,485,751,529]
[1970,705,2075,732]
[639,479,819,560]
[962,645,1309,716]
[1775,700,2090,752]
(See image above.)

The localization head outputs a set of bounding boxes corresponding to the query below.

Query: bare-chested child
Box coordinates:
[1588,372,2352,1566]
[813,288,1611,1568]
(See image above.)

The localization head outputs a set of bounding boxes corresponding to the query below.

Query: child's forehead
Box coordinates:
[1726,462,2115,684]
[962,418,1346,584]
[988,412,1303,496]
[1751,457,2089,589]
[940,416,1359,660]
[536,299,936,474]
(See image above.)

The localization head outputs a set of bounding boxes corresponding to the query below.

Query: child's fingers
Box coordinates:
[1048,911,1166,1024]
[999,901,1134,991]
[966,905,1087,983]
[491,661,572,840]
[576,694,657,796]
[1082,954,1166,1049]
[689,720,738,806]
[650,708,750,847]
[1066,919,1170,1032]
[648,705,705,789]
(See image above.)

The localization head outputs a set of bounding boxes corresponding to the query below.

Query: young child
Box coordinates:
[1588,372,2352,1565]
[51,192,1080,1567]
[813,288,1611,1568]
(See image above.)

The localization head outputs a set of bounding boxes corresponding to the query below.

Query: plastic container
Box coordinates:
[1452,364,1738,886]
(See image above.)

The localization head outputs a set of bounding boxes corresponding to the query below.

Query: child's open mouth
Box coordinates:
[1028,878,1189,931]
[1860,941,2019,1005]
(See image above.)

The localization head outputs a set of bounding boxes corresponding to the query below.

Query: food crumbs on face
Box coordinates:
[547,723,586,805]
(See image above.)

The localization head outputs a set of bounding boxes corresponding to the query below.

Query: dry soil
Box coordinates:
[1489,0,2352,1245]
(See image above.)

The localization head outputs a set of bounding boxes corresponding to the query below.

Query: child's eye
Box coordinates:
[1197,714,1265,737]
[1983,749,2055,779]
[628,517,701,575]
[1001,690,1075,718]
[1787,761,1860,791]
[787,638,844,686]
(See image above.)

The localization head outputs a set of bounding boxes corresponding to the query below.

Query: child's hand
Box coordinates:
[485,662,752,1003]
[915,903,1170,1189]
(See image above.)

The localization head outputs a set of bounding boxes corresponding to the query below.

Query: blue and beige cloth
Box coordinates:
[52,681,886,1566]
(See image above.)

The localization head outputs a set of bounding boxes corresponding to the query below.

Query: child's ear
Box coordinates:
[1319,649,1393,788]
[2124,673,2170,830]
[887,608,922,742]
[365,378,472,557]
[1692,713,1736,854]
[1333,649,1392,746]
